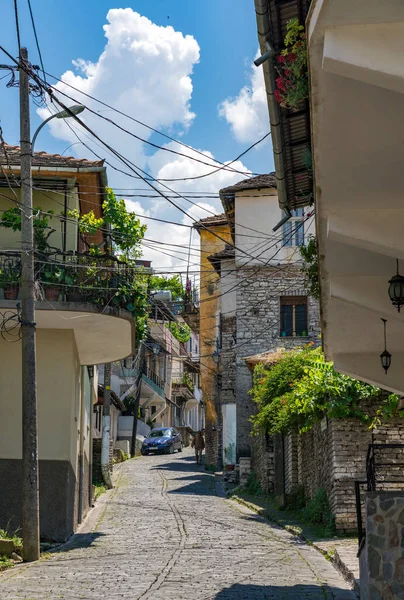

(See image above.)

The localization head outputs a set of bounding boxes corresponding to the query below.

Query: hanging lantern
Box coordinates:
[388,259,404,313]
[380,318,392,374]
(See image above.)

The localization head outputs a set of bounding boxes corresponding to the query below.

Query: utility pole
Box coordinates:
[101,363,113,489]
[19,47,40,562]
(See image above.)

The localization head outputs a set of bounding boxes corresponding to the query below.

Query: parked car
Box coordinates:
[141,427,183,455]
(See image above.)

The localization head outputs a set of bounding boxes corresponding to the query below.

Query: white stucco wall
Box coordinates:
[0,329,80,471]
[234,189,315,267]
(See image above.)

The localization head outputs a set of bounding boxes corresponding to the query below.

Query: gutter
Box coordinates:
[2,165,106,174]
[253,0,291,230]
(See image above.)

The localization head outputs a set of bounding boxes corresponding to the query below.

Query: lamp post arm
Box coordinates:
[31,114,56,155]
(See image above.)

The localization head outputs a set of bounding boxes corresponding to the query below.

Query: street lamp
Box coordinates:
[19,62,86,563]
[31,104,85,153]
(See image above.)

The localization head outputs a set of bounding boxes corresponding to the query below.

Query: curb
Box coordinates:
[231,494,359,598]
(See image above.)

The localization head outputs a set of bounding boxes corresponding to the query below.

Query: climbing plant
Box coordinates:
[166,321,191,343]
[299,235,320,299]
[150,274,185,300]
[251,346,399,435]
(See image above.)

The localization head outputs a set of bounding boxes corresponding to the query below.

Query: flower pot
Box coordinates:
[3,284,19,300]
[44,286,61,301]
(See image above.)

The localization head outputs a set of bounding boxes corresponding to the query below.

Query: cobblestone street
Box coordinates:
[0,451,357,599]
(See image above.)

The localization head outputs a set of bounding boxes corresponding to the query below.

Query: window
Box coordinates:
[280,296,308,337]
[283,208,305,247]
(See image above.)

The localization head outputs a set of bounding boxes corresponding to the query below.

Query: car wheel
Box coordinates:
[169,444,175,454]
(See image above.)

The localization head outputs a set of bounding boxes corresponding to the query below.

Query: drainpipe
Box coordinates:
[254,0,290,230]
[78,366,86,524]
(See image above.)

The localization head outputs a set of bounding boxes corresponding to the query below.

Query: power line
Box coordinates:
[42,69,268,181]
[26,0,46,85]
[13,0,21,55]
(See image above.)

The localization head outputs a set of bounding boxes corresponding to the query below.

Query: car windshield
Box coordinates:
[148,429,171,438]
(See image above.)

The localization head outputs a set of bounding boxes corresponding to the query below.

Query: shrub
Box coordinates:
[244,471,263,496]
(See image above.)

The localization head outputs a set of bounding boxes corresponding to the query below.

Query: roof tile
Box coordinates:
[0,143,104,169]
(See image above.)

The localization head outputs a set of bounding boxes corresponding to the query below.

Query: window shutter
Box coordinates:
[281,304,293,336]
[295,303,308,336]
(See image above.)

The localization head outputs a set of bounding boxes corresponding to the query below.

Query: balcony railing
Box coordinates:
[119,362,165,398]
[0,252,145,315]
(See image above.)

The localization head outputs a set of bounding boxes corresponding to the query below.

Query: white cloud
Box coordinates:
[218,62,269,144]
[37,8,252,270]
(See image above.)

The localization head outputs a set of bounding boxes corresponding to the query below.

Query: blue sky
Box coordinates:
[1,1,273,266]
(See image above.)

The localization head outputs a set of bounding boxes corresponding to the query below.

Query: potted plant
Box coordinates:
[64,262,82,303]
[0,261,21,300]
[41,265,64,301]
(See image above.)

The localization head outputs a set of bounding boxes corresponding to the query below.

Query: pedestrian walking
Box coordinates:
[191,430,205,464]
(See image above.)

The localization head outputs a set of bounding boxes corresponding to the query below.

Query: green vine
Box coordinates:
[250,346,399,435]
[299,235,320,299]
[166,321,191,343]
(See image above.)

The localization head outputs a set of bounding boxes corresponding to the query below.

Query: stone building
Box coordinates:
[216,174,321,462]
[194,215,233,467]
[195,174,320,468]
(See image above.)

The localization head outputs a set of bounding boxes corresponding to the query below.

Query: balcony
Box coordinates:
[0,253,136,364]
[172,299,199,329]
[149,322,180,357]
[119,363,168,400]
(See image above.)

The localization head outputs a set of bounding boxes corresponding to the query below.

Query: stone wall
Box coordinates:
[251,433,275,495]
[235,265,321,460]
[284,431,299,494]
[92,438,114,483]
[250,395,404,531]
[360,492,404,600]
[221,315,236,407]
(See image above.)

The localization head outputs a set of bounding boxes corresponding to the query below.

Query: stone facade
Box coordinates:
[235,265,321,459]
[252,401,404,531]
[360,492,404,600]
[251,433,275,495]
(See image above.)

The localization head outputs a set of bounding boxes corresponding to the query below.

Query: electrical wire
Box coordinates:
[42,69,267,180]
[13,0,21,55]
[27,0,46,85]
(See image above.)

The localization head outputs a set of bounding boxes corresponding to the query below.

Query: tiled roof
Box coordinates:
[219,173,276,197]
[208,244,235,261]
[207,244,235,272]
[0,144,104,169]
[244,348,286,368]
[193,213,228,228]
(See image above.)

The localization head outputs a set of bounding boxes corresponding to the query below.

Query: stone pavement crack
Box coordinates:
[137,470,187,600]
[0,450,357,600]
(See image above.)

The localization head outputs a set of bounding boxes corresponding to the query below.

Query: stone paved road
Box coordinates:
[0,451,357,599]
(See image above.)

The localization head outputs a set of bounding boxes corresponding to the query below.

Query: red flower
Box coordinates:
[284,69,291,77]
[274,89,283,103]
[276,76,286,92]
[288,52,297,63]
[277,55,286,64]
[281,399,286,405]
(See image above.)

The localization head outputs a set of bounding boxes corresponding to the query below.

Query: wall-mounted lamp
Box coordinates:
[380,318,392,374]
[388,259,404,313]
